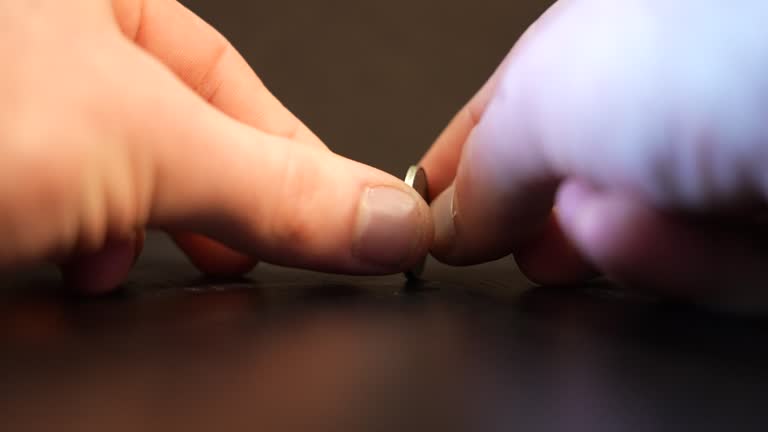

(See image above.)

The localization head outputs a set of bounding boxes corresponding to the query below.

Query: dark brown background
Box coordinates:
[181,0,553,176]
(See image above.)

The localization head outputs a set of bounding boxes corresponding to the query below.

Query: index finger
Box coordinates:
[420,2,594,284]
[419,51,510,199]
[110,0,324,274]
[111,0,324,147]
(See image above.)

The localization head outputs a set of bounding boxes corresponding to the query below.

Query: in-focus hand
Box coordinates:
[0,0,432,293]
[422,0,768,309]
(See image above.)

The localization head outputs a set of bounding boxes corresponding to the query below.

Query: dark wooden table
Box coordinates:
[1,233,768,431]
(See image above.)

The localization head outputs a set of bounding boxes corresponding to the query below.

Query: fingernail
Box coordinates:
[431,186,458,256]
[354,186,423,268]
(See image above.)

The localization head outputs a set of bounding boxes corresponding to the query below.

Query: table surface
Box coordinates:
[2,233,768,431]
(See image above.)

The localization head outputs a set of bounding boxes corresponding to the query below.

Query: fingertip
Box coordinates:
[60,237,138,295]
[555,181,645,278]
[172,233,257,277]
[556,181,703,293]
[555,183,768,310]
[352,185,433,272]
[513,213,600,286]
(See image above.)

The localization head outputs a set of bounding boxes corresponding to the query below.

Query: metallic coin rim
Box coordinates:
[404,165,428,280]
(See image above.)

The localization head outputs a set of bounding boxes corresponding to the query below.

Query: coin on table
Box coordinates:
[403,165,429,280]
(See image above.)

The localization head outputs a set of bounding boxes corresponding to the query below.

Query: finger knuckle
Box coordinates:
[264,149,324,249]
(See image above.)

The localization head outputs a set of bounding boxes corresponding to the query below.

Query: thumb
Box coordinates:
[128,54,432,274]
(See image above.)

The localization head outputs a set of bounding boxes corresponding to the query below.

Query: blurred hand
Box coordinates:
[422,0,768,309]
[0,0,432,293]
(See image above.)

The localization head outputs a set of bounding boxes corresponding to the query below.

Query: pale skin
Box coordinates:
[4,0,768,310]
[0,0,433,292]
[423,0,768,311]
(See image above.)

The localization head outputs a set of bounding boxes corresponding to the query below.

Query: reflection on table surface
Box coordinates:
[1,234,767,431]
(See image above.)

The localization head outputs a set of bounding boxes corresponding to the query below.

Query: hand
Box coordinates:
[422,0,768,310]
[0,0,432,293]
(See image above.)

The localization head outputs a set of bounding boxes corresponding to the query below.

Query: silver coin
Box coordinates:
[403,165,429,280]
